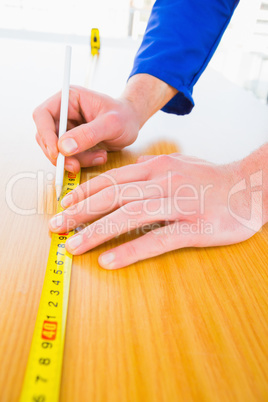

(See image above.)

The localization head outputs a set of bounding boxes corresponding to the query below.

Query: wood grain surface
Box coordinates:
[0,140,267,402]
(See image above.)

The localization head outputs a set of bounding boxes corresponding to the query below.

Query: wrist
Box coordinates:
[119,73,178,129]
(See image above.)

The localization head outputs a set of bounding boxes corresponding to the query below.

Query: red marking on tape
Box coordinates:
[41,321,58,340]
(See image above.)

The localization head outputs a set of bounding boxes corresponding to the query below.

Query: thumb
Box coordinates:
[58,112,121,156]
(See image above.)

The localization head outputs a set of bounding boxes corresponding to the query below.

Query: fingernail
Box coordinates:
[48,147,57,160]
[68,235,82,250]
[61,193,73,208]
[61,138,78,154]
[99,252,115,268]
[92,157,105,165]
[50,214,63,230]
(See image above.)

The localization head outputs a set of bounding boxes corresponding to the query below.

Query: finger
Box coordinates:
[33,88,84,160]
[98,221,201,269]
[75,149,107,168]
[50,179,172,233]
[33,107,59,160]
[35,132,57,165]
[36,132,45,153]
[58,112,122,156]
[61,162,150,208]
[36,131,80,171]
[63,149,107,174]
[64,156,81,173]
[61,198,191,255]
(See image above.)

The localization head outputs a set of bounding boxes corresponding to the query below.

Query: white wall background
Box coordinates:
[0,0,267,100]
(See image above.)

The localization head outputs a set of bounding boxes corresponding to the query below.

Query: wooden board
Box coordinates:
[0,140,267,402]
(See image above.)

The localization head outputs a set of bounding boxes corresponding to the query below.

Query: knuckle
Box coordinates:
[107,111,122,133]
[100,168,120,186]
[101,186,117,206]
[32,107,39,121]
[67,203,81,216]
[148,154,172,168]
[124,242,138,260]
[156,175,169,189]
[171,172,183,187]
[67,199,88,217]
[35,132,40,144]
[152,232,168,250]
[79,124,92,142]
[123,201,143,215]
[78,124,97,148]
[108,168,119,179]
[159,154,171,164]
[76,184,88,200]
[65,218,77,232]
[116,185,124,205]
[69,84,77,92]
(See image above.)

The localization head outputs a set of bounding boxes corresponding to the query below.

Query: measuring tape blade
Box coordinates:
[20,170,80,402]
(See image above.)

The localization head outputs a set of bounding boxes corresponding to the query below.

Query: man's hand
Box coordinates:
[33,75,178,173]
[48,146,268,269]
[33,86,140,173]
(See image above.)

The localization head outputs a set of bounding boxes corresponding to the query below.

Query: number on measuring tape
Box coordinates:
[19,170,80,402]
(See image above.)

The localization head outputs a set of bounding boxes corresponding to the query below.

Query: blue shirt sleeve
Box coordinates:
[129,0,239,115]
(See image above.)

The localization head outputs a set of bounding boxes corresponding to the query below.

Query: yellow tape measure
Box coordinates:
[20,170,80,402]
[91,28,100,56]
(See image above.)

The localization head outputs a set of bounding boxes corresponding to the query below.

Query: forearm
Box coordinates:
[120,73,177,129]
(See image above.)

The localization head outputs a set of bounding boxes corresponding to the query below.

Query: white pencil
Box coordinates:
[55,45,72,201]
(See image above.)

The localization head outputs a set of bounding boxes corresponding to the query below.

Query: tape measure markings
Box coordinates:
[20,170,80,402]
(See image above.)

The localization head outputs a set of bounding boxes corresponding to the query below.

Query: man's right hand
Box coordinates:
[33,74,178,173]
[33,85,140,173]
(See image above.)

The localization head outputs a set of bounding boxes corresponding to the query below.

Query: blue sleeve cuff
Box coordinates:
[128,68,194,115]
[162,91,194,115]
